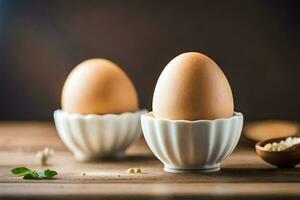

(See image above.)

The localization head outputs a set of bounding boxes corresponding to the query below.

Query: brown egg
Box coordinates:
[62,58,138,114]
[153,52,234,120]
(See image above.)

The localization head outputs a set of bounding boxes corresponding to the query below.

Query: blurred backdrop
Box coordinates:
[0,0,299,121]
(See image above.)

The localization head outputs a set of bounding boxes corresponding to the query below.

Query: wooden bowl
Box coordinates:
[256,137,300,168]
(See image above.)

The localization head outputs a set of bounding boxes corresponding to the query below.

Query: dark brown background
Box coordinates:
[0,0,299,121]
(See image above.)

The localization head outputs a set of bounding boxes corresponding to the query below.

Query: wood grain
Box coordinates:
[0,122,300,200]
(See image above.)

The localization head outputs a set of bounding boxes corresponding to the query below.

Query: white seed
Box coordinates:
[36,147,54,165]
[263,137,300,152]
[265,144,272,149]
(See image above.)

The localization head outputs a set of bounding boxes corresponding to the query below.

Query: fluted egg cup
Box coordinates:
[54,109,146,161]
[141,112,243,173]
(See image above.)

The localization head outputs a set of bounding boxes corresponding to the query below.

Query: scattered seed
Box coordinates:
[36,147,54,166]
[126,168,135,173]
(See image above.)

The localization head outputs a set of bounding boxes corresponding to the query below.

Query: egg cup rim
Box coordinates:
[54,109,147,118]
[142,111,243,124]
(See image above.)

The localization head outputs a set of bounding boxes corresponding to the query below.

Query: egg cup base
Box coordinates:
[74,152,125,162]
[164,164,220,173]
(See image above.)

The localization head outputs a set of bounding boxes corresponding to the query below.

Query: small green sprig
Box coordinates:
[11,167,57,179]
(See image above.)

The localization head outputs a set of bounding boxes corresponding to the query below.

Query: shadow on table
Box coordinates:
[214,166,300,183]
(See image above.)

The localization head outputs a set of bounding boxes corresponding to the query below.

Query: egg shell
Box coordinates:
[152,52,234,120]
[62,58,138,114]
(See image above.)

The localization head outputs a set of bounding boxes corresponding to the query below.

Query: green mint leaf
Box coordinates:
[22,171,39,180]
[23,174,35,179]
[38,172,45,177]
[11,167,57,180]
[30,171,39,178]
[11,167,32,176]
[39,169,57,179]
[44,169,57,177]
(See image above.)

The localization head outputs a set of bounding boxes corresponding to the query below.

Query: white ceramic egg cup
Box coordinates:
[54,110,146,161]
[141,112,243,173]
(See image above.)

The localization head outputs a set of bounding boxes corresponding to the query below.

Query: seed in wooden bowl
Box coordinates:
[263,137,300,152]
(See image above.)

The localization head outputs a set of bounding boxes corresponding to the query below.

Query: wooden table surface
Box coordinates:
[1,122,300,200]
